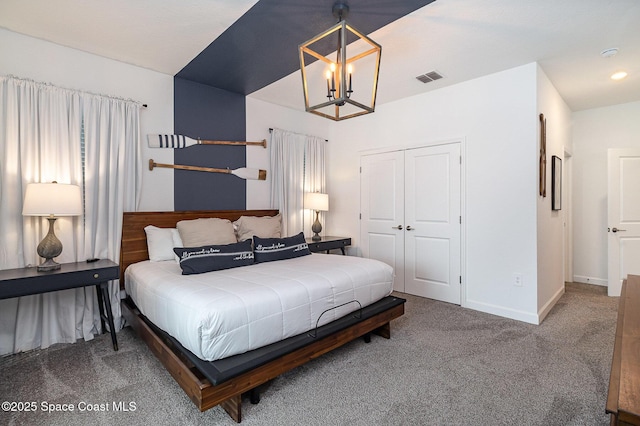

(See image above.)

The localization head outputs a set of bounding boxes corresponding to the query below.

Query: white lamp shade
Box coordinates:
[22,182,82,217]
[304,192,329,211]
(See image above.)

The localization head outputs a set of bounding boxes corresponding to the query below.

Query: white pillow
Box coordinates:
[144,225,183,262]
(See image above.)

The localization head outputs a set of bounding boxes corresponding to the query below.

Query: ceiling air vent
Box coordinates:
[416,71,443,83]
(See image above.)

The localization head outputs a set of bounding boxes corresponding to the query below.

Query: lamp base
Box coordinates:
[37,258,61,272]
[36,217,63,272]
[311,210,322,241]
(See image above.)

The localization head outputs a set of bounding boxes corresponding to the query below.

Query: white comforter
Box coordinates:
[125,254,394,361]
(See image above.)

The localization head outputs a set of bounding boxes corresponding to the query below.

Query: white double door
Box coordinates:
[360,143,461,304]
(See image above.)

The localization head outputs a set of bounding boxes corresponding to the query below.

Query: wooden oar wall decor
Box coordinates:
[149,159,267,181]
[147,134,267,181]
[147,134,267,149]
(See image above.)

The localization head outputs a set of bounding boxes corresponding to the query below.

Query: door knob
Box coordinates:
[612,227,627,233]
[406,226,414,231]
[392,225,403,230]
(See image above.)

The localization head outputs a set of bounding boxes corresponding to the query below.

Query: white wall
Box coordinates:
[324,63,541,323]
[0,28,174,211]
[245,97,331,233]
[247,64,567,323]
[572,100,640,285]
[0,29,574,325]
[536,65,572,320]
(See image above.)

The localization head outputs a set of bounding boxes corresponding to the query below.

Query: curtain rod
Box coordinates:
[269,128,328,142]
[2,74,146,108]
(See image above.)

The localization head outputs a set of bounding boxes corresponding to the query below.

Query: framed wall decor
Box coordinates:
[551,155,562,210]
[539,113,546,197]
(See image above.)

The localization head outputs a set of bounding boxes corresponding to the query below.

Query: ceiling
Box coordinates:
[1,0,639,112]
[175,0,435,95]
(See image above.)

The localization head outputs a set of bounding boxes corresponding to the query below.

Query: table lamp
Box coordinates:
[22,182,82,271]
[304,192,329,241]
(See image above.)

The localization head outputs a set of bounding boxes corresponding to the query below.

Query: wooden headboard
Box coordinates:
[119,209,279,285]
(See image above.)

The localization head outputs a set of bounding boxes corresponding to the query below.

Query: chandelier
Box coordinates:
[298,2,381,121]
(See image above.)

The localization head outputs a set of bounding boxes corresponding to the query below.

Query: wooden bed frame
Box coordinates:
[119,210,405,422]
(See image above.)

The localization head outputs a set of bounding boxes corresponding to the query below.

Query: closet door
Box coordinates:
[404,144,461,304]
[360,151,405,292]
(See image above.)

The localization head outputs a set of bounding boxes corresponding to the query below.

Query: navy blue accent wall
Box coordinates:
[173,77,246,211]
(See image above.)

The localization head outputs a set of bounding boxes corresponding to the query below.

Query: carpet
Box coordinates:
[0,282,618,425]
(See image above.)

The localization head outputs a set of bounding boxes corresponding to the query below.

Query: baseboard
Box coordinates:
[465,299,539,325]
[538,285,565,323]
[573,275,607,287]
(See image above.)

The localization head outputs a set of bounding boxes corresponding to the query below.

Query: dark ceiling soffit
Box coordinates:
[175,0,436,95]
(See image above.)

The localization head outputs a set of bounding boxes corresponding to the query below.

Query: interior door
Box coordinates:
[607,148,640,296]
[360,151,405,291]
[404,144,461,304]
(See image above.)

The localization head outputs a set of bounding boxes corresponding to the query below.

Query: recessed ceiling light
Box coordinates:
[611,71,628,80]
[601,47,619,58]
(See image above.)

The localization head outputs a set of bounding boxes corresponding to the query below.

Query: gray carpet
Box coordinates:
[0,283,618,425]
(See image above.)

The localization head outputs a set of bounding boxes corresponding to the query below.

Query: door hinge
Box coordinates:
[359,213,361,219]
[460,155,462,164]
[360,166,362,173]
[459,216,462,224]
[459,276,462,284]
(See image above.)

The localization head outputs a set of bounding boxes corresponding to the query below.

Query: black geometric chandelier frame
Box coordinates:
[298,2,382,121]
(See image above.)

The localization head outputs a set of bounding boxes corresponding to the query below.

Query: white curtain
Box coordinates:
[269,128,326,237]
[81,95,141,330]
[0,75,141,355]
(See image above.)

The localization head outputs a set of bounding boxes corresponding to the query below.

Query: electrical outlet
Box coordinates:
[513,273,523,287]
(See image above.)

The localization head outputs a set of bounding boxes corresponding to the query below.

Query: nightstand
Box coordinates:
[306,236,351,255]
[0,259,120,350]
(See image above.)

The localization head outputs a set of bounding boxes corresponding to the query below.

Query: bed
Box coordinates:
[120,209,405,422]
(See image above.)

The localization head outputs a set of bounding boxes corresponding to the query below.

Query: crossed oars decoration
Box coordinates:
[147,134,267,181]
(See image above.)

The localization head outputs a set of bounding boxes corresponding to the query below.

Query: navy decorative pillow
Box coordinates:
[173,239,254,275]
[253,232,311,263]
